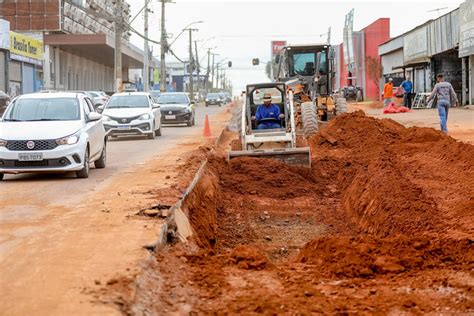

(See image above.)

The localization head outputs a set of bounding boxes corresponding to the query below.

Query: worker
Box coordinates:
[255,92,284,129]
[427,73,458,134]
[383,78,394,107]
[400,76,413,109]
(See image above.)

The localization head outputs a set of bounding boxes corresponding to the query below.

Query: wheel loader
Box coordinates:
[274,44,347,138]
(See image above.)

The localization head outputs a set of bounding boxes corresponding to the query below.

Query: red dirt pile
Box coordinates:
[121,111,474,314]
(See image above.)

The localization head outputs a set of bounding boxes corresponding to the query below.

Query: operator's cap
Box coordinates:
[263,92,272,101]
[388,77,393,82]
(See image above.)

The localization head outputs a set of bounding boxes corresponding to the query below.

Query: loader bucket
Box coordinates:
[228,147,311,168]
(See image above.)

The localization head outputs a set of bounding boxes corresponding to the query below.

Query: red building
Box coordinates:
[335,18,390,100]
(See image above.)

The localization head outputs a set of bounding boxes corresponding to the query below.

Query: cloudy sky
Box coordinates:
[128,0,464,93]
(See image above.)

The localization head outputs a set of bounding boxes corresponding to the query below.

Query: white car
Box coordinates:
[0,92,107,180]
[101,92,162,139]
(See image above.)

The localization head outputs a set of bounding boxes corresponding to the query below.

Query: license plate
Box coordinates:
[18,153,43,161]
[165,115,176,120]
[118,125,131,130]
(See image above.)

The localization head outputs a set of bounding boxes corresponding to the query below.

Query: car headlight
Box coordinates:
[205,98,209,101]
[139,113,151,120]
[102,115,111,122]
[0,139,7,147]
[217,98,221,101]
[181,107,191,113]
[56,134,79,145]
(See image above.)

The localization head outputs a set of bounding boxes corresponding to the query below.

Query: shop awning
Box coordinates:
[44,34,157,69]
[392,61,430,70]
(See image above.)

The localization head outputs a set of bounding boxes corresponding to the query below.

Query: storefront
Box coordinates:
[8,31,43,97]
[459,0,473,105]
[0,19,10,93]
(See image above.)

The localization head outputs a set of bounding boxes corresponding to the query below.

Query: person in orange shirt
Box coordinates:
[383,77,394,107]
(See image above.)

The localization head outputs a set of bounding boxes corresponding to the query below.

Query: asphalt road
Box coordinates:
[0,103,227,315]
[0,103,223,202]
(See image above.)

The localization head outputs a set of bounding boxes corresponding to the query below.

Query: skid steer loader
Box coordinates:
[228,82,311,168]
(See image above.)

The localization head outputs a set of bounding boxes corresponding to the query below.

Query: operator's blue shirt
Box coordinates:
[401,80,413,93]
[256,104,280,122]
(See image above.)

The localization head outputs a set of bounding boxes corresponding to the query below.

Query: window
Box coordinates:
[292,52,315,76]
[106,95,150,108]
[84,97,94,112]
[252,88,283,105]
[4,98,80,121]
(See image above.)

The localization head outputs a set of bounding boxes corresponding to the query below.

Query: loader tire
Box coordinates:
[230,139,243,151]
[336,97,348,114]
[301,101,319,138]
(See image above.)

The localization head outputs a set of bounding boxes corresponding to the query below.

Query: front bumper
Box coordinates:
[103,119,153,136]
[161,111,192,124]
[0,141,87,174]
[205,100,221,105]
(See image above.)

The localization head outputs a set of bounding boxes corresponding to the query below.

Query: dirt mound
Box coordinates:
[296,235,474,278]
[218,156,319,199]
[228,245,271,270]
[310,111,474,237]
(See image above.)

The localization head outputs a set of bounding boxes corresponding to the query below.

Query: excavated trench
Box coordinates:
[120,111,474,315]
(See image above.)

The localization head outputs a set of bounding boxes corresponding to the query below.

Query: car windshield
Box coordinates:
[89,92,99,97]
[3,98,80,121]
[157,94,188,104]
[207,93,219,98]
[106,95,149,108]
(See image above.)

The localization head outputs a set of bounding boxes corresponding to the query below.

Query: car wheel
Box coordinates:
[76,148,90,179]
[148,124,156,139]
[186,119,192,127]
[0,173,4,181]
[155,124,162,136]
[218,102,222,107]
[94,142,107,169]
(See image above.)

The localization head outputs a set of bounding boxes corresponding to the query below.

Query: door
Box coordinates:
[149,95,160,128]
[83,97,102,158]
[22,63,35,94]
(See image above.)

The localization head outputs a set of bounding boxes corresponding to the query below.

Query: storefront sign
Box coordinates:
[271,41,286,58]
[404,25,429,63]
[0,19,10,50]
[10,31,43,61]
[459,0,474,58]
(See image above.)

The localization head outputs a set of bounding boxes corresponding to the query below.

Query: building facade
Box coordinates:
[1,0,152,94]
[379,0,473,105]
[335,18,390,100]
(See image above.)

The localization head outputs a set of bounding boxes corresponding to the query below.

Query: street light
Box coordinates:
[168,20,204,48]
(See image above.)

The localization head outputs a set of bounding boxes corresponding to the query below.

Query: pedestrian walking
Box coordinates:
[383,78,394,107]
[428,74,458,134]
[400,76,413,109]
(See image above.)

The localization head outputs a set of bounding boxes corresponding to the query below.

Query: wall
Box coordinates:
[362,18,390,100]
[1,0,61,31]
[381,49,404,75]
[47,48,114,92]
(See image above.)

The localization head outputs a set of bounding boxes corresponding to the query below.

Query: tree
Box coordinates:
[365,56,383,100]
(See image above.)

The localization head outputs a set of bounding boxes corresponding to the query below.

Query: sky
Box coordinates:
[127,0,465,94]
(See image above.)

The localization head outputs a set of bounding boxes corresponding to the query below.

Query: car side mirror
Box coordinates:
[96,105,104,113]
[153,103,160,109]
[88,112,102,121]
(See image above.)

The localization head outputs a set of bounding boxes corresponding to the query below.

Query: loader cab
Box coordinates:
[275,44,333,96]
[246,83,287,132]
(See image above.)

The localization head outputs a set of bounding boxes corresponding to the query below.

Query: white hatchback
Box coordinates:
[0,92,107,180]
[101,92,162,139]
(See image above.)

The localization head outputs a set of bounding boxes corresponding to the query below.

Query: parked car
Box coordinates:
[157,92,195,126]
[205,93,223,107]
[0,92,107,180]
[88,91,109,109]
[101,92,162,139]
[219,92,227,104]
[223,92,232,103]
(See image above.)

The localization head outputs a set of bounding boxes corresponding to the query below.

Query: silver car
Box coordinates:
[0,92,107,180]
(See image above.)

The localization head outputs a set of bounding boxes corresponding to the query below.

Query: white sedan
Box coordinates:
[101,92,162,139]
[0,92,107,180]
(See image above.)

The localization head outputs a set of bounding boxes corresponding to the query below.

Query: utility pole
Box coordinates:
[216,63,220,90]
[194,41,200,92]
[114,0,123,92]
[143,0,149,91]
[185,28,198,101]
[206,48,211,93]
[159,0,168,92]
[211,53,218,91]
